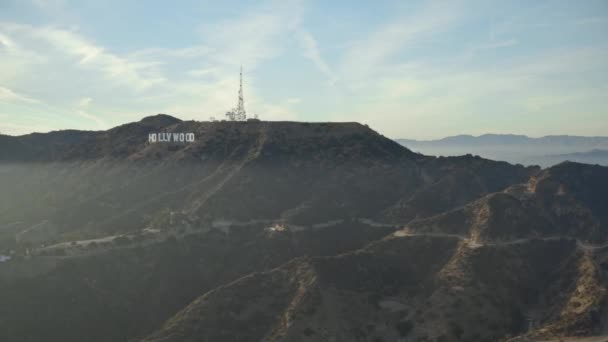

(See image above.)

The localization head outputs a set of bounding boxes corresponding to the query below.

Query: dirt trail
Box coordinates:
[392,229,608,251]
[189,123,269,213]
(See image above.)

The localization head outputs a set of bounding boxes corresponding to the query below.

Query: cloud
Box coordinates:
[0,33,16,50]
[343,45,608,138]
[186,67,222,79]
[76,110,105,128]
[0,0,307,130]
[129,46,213,60]
[339,1,459,85]
[0,86,40,104]
[77,97,92,107]
[72,97,105,128]
[311,1,608,138]
[0,23,165,91]
[198,0,304,69]
[297,30,337,85]
[257,102,298,121]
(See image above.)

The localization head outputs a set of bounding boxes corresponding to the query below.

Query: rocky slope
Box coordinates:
[141,232,606,342]
[405,162,608,244]
[138,161,608,342]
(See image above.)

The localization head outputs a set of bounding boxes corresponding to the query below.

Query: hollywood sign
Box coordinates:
[148,132,196,143]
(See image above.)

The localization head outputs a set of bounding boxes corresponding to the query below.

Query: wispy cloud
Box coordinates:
[0,86,40,104]
[129,46,212,60]
[344,44,608,138]
[73,96,105,128]
[198,0,303,69]
[76,110,105,128]
[1,23,165,91]
[339,1,459,85]
[297,30,337,86]
[0,0,304,128]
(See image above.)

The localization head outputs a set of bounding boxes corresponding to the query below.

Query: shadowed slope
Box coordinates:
[405,162,608,244]
[141,233,606,341]
[0,117,535,244]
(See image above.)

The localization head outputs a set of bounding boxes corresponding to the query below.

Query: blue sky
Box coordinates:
[0,0,607,139]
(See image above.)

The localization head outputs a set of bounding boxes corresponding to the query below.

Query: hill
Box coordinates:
[405,162,608,244]
[0,116,604,342]
[141,233,606,342]
[0,116,535,246]
[140,162,608,342]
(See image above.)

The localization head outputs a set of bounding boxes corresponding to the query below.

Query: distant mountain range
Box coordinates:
[396,134,608,167]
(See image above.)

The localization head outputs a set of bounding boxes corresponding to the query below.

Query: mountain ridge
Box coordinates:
[396,134,608,167]
[0,116,535,243]
[0,115,419,163]
[139,161,608,342]
[398,134,608,144]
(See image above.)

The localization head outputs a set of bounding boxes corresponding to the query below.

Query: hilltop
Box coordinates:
[0,116,534,243]
[0,114,414,162]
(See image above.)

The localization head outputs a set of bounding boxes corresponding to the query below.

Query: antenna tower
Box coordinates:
[226,66,247,121]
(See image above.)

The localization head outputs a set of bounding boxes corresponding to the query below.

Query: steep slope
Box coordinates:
[142,258,320,342]
[0,221,394,342]
[141,234,606,342]
[383,154,538,223]
[139,162,608,342]
[141,235,460,342]
[405,162,608,244]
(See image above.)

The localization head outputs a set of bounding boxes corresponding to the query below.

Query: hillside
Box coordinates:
[140,163,608,342]
[0,115,535,246]
[0,116,605,342]
[405,162,608,244]
[0,221,396,342]
[141,234,606,342]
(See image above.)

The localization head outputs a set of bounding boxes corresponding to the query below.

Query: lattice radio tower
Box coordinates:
[226,66,247,121]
